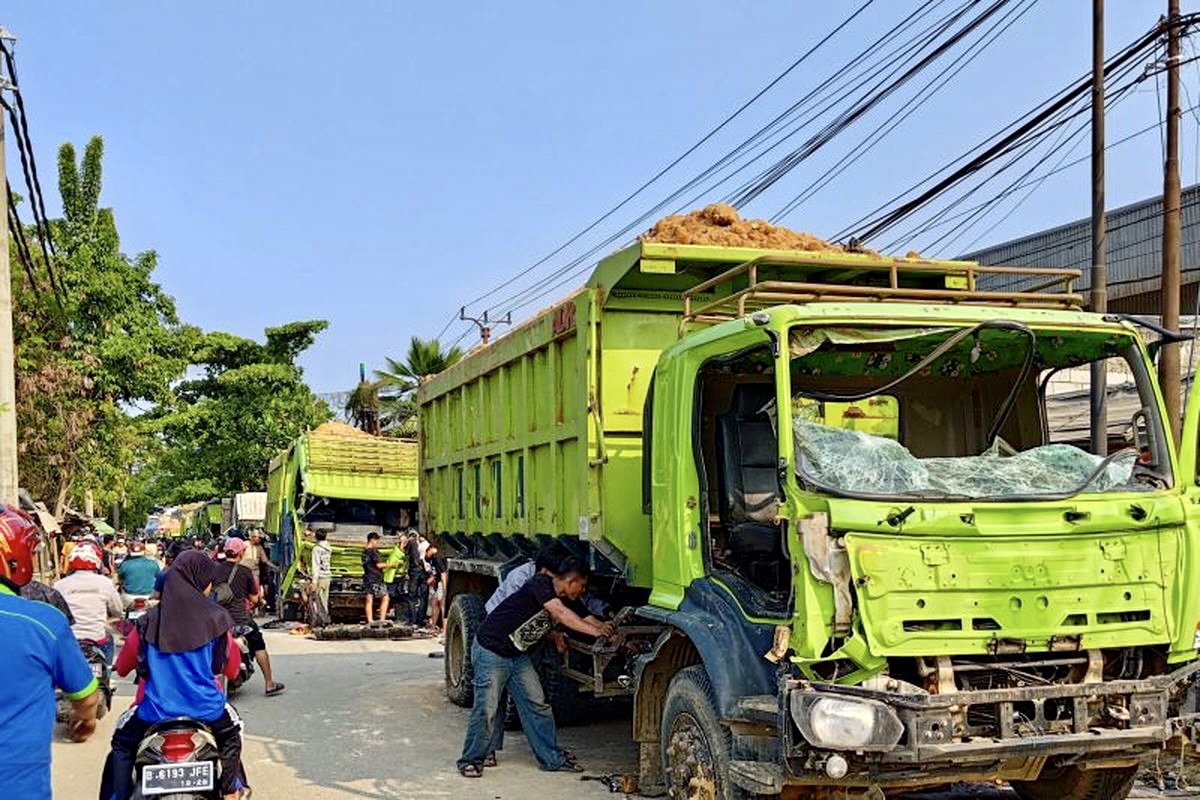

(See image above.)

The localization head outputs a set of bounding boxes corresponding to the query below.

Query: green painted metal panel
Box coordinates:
[843,529,1171,657]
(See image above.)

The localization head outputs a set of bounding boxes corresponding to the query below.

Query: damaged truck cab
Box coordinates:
[423,242,1200,799]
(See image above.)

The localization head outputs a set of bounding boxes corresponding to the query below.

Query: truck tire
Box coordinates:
[1010,765,1137,800]
[445,593,486,707]
[660,665,757,800]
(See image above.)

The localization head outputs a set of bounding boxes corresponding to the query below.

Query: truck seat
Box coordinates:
[716,384,781,527]
[715,385,785,591]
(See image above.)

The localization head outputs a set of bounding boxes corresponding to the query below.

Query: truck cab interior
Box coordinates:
[695,346,791,613]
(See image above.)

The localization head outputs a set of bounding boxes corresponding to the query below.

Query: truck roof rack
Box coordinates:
[680,252,1083,324]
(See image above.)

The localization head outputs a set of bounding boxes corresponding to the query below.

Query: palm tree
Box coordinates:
[344,379,382,435]
[372,337,463,436]
[375,337,464,391]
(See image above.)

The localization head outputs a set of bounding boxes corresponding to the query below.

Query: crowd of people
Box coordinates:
[308,526,448,632]
[0,505,283,799]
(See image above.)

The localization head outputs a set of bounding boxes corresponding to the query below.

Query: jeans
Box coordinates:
[405,569,428,625]
[100,704,246,799]
[98,636,115,666]
[458,641,564,771]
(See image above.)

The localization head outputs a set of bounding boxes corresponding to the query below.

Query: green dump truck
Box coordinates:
[420,241,1200,798]
[270,422,419,621]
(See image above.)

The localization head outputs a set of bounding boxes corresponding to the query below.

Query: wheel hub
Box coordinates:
[665,712,719,800]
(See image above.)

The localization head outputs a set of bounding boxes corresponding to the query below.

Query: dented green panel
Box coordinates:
[844,529,1171,657]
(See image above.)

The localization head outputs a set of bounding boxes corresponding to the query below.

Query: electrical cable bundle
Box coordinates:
[1,36,67,316]
[440,0,1039,346]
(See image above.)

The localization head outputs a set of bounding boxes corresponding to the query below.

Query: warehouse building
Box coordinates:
[961,187,1200,446]
[960,184,1200,313]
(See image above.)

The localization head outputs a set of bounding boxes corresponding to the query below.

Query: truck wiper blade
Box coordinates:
[1103,314,1190,357]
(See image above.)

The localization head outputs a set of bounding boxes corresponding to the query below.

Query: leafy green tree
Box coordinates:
[151,322,332,501]
[12,137,196,515]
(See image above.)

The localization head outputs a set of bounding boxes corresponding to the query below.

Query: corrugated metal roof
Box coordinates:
[960,185,1200,310]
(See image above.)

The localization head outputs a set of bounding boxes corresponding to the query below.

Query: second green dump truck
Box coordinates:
[269,422,418,621]
[421,238,1200,798]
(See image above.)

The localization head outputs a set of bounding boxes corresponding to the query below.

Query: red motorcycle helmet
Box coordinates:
[0,504,41,587]
[67,540,105,573]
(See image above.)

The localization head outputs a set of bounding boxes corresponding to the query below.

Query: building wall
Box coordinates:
[961,185,1200,311]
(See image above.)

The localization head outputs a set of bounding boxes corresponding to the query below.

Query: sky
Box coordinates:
[3,2,1198,393]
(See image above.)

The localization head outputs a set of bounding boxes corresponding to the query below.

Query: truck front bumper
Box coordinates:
[731,660,1200,793]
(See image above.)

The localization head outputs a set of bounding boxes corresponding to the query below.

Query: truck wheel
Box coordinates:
[1010,765,1137,800]
[660,665,754,800]
[445,594,485,707]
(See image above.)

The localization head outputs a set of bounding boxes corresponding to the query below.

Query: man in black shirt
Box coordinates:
[214,537,285,696]
[457,557,615,778]
[363,532,402,625]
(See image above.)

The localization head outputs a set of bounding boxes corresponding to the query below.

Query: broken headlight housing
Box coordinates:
[790,693,904,752]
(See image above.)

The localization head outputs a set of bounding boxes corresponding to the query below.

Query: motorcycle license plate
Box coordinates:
[141,761,214,794]
[127,610,146,620]
[90,662,103,677]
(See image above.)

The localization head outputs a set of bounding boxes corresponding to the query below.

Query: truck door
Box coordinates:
[1174,374,1200,660]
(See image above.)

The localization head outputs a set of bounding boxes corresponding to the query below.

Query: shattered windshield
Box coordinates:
[787,323,1169,501]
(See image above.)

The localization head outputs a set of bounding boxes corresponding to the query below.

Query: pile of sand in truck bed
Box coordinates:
[312,420,375,439]
[640,203,842,251]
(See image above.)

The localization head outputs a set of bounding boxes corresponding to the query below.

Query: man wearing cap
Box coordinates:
[213,537,286,696]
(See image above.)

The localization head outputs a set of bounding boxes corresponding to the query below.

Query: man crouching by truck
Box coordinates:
[457,556,615,778]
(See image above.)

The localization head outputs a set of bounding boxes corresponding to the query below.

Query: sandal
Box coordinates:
[265,683,286,697]
[483,753,498,768]
[459,764,483,778]
[546,762,583,773]
[561,749,578,767]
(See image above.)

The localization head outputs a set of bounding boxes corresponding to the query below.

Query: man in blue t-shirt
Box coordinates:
[0,504,100,797]
[116,539,162,601]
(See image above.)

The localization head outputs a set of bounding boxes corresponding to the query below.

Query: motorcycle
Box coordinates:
[225,625,256,694]
[129,717,222,799]
[126,594,153,621]
[57,639,112,725]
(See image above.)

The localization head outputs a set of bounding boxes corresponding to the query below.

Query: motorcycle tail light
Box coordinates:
[160,731,197,762]
[134,598,147,610]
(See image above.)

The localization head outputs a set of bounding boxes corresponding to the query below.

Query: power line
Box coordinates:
[0,44,67,307]
[434,0,880,339]
[730,0,1019,210]
[769,0,1040,224]
[6,183,45,303]
[840,18,1175,246]
[482,1,995,323]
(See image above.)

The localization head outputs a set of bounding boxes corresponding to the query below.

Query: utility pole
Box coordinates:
[1089,0,1107,456]
[1161,0,1183,444]
[0,28,18,505]
[459,307,511,346]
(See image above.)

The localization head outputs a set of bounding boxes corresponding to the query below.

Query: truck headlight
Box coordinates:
[790,693,904,752]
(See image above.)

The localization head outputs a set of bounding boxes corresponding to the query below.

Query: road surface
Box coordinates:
[51,630,1186,799]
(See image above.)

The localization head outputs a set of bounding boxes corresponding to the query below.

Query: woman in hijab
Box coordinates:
[101,550,249,800]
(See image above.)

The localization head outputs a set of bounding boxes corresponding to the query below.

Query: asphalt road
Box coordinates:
[50,630,1187,800]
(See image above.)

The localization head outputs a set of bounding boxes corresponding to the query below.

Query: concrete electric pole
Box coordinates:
[1161,1,1184,444]
[0,27,19,505]
[1089,0,1107,456]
